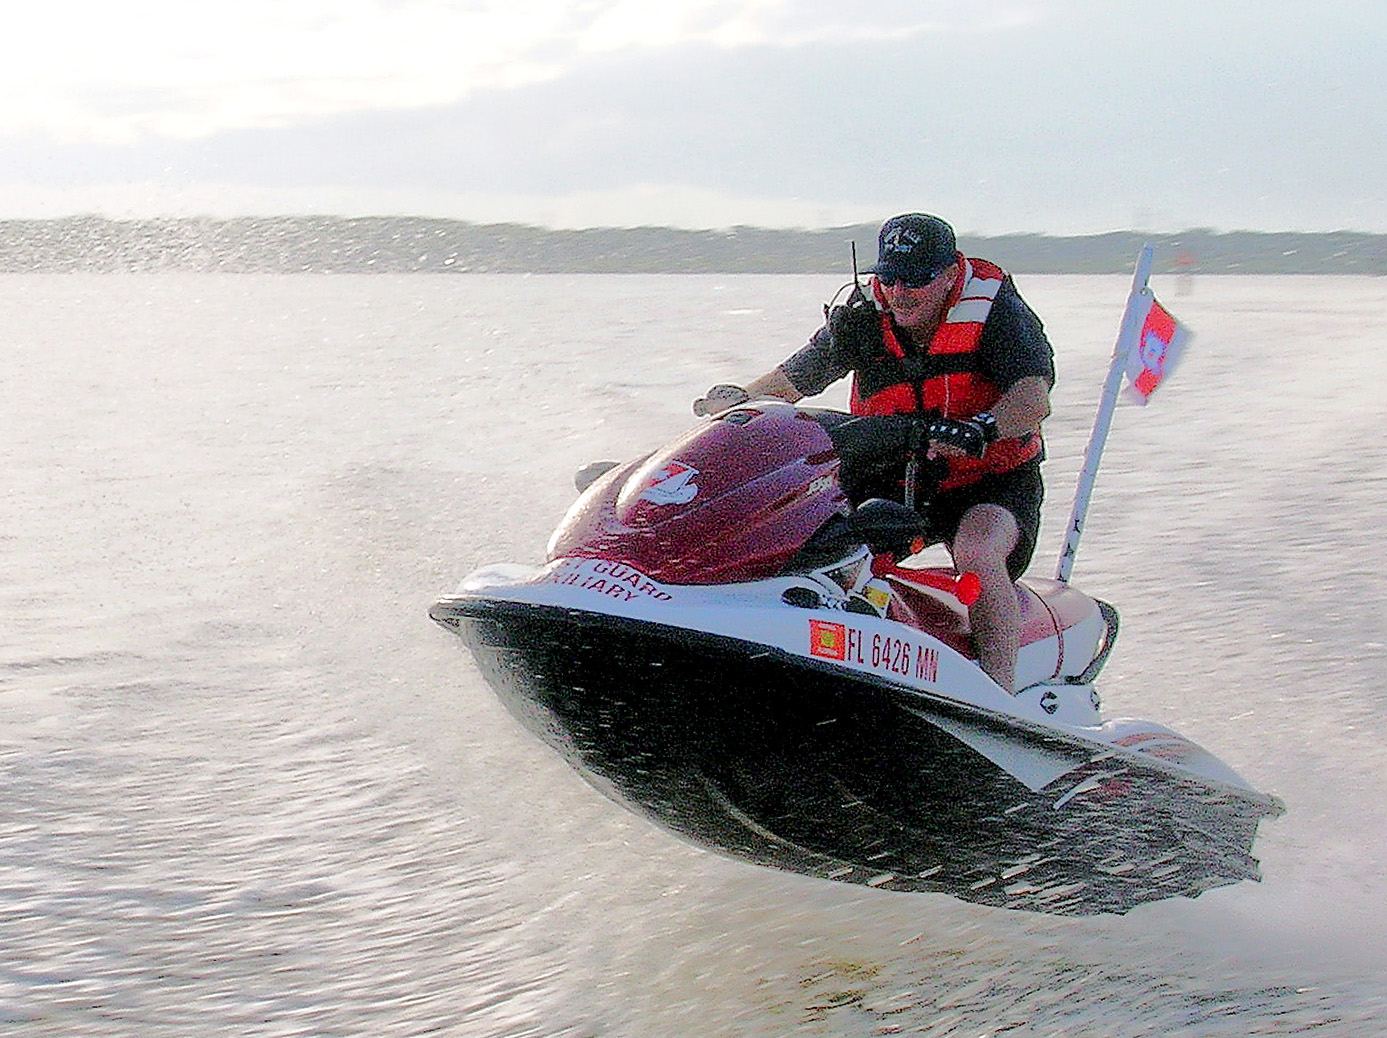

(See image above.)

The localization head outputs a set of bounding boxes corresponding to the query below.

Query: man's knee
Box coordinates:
[952,505,1019,574]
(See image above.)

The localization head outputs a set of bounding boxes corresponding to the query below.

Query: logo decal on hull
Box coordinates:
[639,462,699,505]
[809,620,848,660]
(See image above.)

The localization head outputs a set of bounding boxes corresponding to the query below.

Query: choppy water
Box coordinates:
[2,272,1385,1035]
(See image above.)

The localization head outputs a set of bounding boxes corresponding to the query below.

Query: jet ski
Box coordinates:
[430,401,1283,916]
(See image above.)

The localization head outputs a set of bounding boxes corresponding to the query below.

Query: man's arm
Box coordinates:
[744,366,804,403]
[989,374,1051,440]
[691,366,804,415]
[692,326,838,415]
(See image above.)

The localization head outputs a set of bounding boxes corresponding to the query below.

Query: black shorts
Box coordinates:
[924,459,1044,581]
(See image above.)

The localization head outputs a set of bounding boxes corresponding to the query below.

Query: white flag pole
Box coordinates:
[1054,243,1155,583]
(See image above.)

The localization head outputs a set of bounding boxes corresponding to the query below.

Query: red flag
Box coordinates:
[1124,293,1191,405]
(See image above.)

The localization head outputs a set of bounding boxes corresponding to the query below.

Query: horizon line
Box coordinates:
[3,213,1385,238]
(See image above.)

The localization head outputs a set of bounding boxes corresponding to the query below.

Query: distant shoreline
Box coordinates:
[1,215,1383,275]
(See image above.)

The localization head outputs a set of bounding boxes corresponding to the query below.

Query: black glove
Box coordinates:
[826,287,882,366]
[692,383,751,416]
[926,413,998,458]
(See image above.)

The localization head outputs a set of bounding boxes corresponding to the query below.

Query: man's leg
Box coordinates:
[951,504,1022,692]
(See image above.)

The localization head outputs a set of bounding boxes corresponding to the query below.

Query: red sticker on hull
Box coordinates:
[808,620,847,660]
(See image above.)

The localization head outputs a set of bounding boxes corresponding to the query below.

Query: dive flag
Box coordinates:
[1123,291,1191,405]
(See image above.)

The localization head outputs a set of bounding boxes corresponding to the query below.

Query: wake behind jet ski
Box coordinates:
[430,398,1282,916]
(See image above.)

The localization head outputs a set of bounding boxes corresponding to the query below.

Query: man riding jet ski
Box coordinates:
[430,240,1281,915]
[431,397,1281,915]
[695,213,1052,694]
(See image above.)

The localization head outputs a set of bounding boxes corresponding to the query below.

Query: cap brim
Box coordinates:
[864,261,906,277]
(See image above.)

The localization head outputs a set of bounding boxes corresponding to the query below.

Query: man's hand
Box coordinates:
[926,413,998,458]
[692,383,751,416]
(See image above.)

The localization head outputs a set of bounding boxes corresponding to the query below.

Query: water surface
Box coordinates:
[2,273,1384,1035]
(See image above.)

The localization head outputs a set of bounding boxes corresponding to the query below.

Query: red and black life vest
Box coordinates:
[849,256,1043,490]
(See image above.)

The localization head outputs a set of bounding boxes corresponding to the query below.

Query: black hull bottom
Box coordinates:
[434,600,1272,916]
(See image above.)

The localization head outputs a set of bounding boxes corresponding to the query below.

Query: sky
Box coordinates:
[3,0,1385,234]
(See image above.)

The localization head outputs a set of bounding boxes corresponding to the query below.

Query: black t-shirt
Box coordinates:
[781,274,1055,398]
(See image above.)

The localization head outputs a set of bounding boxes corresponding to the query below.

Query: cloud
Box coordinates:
[571,0,1038,51]
[6,1,569,142]
[5,1,1385,232]
[2,0,1040,143]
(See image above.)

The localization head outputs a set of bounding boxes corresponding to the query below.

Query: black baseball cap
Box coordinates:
[866,213,957,284]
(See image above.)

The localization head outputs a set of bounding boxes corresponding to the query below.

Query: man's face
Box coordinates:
[876,262,959,334]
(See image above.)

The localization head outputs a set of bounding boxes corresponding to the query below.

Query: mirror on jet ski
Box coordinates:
[573,459,619,492]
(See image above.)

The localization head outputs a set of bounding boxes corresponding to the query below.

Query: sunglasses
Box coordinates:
[877,265,953,289]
